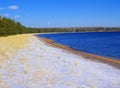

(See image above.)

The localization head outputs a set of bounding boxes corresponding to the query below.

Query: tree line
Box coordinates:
[0,16,120,36]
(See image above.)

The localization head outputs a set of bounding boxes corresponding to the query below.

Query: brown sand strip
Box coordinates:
[36,36,120,69]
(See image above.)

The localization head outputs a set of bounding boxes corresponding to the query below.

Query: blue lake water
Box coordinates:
[37,32,120,60]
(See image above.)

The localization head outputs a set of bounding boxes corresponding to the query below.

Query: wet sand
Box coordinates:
[37,36,120,69]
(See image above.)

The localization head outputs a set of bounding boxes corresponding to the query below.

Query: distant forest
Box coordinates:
[0,16,120,36]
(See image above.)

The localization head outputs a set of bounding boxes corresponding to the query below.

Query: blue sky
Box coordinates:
[0,0,120,27]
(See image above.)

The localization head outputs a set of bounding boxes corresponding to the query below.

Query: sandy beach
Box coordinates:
[0,34,120,88]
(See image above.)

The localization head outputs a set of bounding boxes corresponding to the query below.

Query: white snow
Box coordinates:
[0,35,120,88]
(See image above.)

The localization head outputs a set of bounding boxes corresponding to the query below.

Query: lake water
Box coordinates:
[37,32,120,60]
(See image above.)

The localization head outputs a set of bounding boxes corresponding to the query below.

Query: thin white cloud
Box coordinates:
[4,13,10,17]
[8,5,18,10]
[14,15,20,19]
[0,8,5,11]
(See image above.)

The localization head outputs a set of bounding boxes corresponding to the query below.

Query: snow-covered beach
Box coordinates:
[0,34,120,88]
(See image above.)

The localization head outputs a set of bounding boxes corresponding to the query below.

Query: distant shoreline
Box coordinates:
[36,35,120,69]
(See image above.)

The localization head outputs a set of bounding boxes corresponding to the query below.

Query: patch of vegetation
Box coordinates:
[0,16,120,36]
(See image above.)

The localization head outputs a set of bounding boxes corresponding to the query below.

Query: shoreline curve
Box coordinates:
[36,35,120,69]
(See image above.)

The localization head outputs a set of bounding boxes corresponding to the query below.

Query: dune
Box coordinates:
[0,34,30,64]
[0,34,120,88]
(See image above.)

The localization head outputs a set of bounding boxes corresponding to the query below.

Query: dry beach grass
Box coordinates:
[0,34,30,64]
